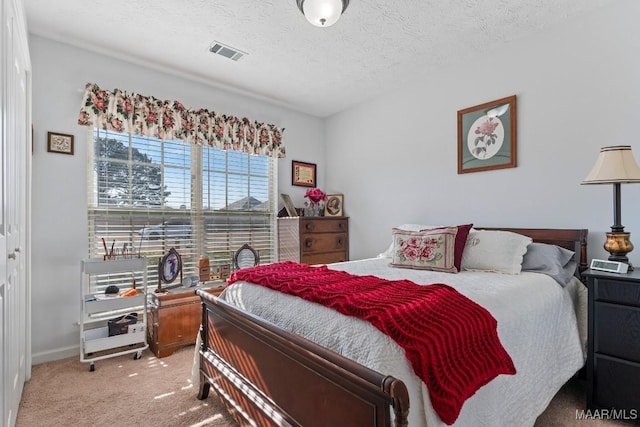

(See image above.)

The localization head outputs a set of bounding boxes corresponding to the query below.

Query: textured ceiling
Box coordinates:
[23,0,615,117]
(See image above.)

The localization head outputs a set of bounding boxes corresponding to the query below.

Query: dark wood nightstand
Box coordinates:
[147,284,225,358]
[582,269,640,413]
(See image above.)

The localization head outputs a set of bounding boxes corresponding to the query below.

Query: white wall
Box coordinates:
[30,0,640,362]
[29,35,325,362]
[326,0,640,263]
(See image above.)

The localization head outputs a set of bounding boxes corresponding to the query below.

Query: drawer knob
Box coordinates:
[304,238,313,248]
[305,223,314,231]
[336,238,343,247]
[338,222,344,230]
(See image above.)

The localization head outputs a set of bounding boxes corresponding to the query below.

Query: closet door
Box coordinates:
[0,1,9,424]
[1,0,30,425]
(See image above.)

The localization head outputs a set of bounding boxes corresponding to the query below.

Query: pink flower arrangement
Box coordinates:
[304,188,326,204]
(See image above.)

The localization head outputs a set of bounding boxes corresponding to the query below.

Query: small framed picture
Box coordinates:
[280,193,298,217]
[47,132,74,155]
[324,194,343,217]
[291,160,316,187]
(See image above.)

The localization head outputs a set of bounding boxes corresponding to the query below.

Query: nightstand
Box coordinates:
[582,269,640,412]
[147,284,225,358]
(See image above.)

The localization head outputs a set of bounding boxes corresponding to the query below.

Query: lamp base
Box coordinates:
[604,231,634,271]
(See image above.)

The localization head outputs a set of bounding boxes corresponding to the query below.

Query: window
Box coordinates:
[87,129,276,292]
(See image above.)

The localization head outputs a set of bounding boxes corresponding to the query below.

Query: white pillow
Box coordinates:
[461,229,532,274]
[377,224,443,258]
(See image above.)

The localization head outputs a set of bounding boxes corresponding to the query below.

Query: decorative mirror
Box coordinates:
[233,244,259,271]
[157,247,183,292]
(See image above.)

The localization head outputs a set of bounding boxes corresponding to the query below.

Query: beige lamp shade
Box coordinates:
[582,145,640,184]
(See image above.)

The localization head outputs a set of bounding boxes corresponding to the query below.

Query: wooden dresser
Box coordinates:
[278,217,349,264]
[147,284,225,358]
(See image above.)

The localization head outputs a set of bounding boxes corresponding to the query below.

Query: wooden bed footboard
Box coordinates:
[196,289,410,427]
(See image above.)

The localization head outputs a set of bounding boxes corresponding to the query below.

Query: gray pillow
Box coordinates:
[521,242,577,286]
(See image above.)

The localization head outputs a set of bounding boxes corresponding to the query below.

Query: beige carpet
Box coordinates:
[17,346,630,427]
[17,346,237,427]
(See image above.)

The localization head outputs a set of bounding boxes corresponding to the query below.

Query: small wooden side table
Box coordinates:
[147,283,225,358]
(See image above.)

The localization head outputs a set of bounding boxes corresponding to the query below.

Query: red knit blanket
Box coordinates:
[228,261,516,424]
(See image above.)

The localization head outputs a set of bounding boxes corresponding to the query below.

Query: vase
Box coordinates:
[304,202,323,217]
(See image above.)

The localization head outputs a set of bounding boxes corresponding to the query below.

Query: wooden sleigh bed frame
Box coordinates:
[196,227,588,427]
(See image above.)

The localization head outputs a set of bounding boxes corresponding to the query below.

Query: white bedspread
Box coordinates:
[218,258,587,427]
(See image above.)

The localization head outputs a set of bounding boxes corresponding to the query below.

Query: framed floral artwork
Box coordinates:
[292,160,316,187]
[47,131,74,155]
[457,95,516,174]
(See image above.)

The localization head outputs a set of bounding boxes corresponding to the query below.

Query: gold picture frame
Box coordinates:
[324,194,343,217]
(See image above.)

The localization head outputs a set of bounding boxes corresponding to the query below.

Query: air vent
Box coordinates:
[208,41,247,61]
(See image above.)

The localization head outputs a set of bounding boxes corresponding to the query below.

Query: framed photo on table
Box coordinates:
[292,161,316,187]
[457,95,516,174]
[324,194,343,217]
[280,193,298,217]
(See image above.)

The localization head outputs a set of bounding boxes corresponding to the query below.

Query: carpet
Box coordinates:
[17,345,631,426]
[16,346,237,427]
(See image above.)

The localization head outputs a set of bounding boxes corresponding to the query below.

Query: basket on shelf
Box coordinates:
[107,313,138,336]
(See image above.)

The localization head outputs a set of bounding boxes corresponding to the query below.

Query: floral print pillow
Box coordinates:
[390,227,458,273]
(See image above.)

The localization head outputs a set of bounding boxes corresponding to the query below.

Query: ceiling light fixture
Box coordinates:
[296,0,350,27]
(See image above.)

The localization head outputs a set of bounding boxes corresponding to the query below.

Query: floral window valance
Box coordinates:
[77,82,286,158]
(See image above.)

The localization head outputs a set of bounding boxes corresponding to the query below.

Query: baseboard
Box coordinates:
[32,345,79,365]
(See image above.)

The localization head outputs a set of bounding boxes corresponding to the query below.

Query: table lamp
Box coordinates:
[582,145,640,269]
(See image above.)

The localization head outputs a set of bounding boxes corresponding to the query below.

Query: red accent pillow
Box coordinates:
[452,224,473,270]
[428,224,473,271]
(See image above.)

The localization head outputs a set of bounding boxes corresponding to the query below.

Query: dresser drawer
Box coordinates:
[301,218,348,233]
[593,356,640,411]
[594,278,640,306]
[302,252,348,265]
[595,302,640,361]
[301,232,347,254]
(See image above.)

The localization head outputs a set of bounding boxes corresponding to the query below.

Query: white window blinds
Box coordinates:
[87,129,276,292]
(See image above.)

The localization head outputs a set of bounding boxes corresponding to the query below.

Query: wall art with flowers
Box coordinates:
[47,131,74,155]
[457,95,517,174]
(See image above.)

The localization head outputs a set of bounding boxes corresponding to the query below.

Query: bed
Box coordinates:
[195,226,588,427]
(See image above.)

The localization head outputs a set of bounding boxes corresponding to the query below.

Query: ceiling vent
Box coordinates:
[208,41,247,61]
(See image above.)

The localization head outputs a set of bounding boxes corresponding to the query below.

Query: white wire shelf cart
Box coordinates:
[80,257,149,371]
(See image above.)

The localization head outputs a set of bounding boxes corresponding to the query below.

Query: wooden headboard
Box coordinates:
[478,227,589,274]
